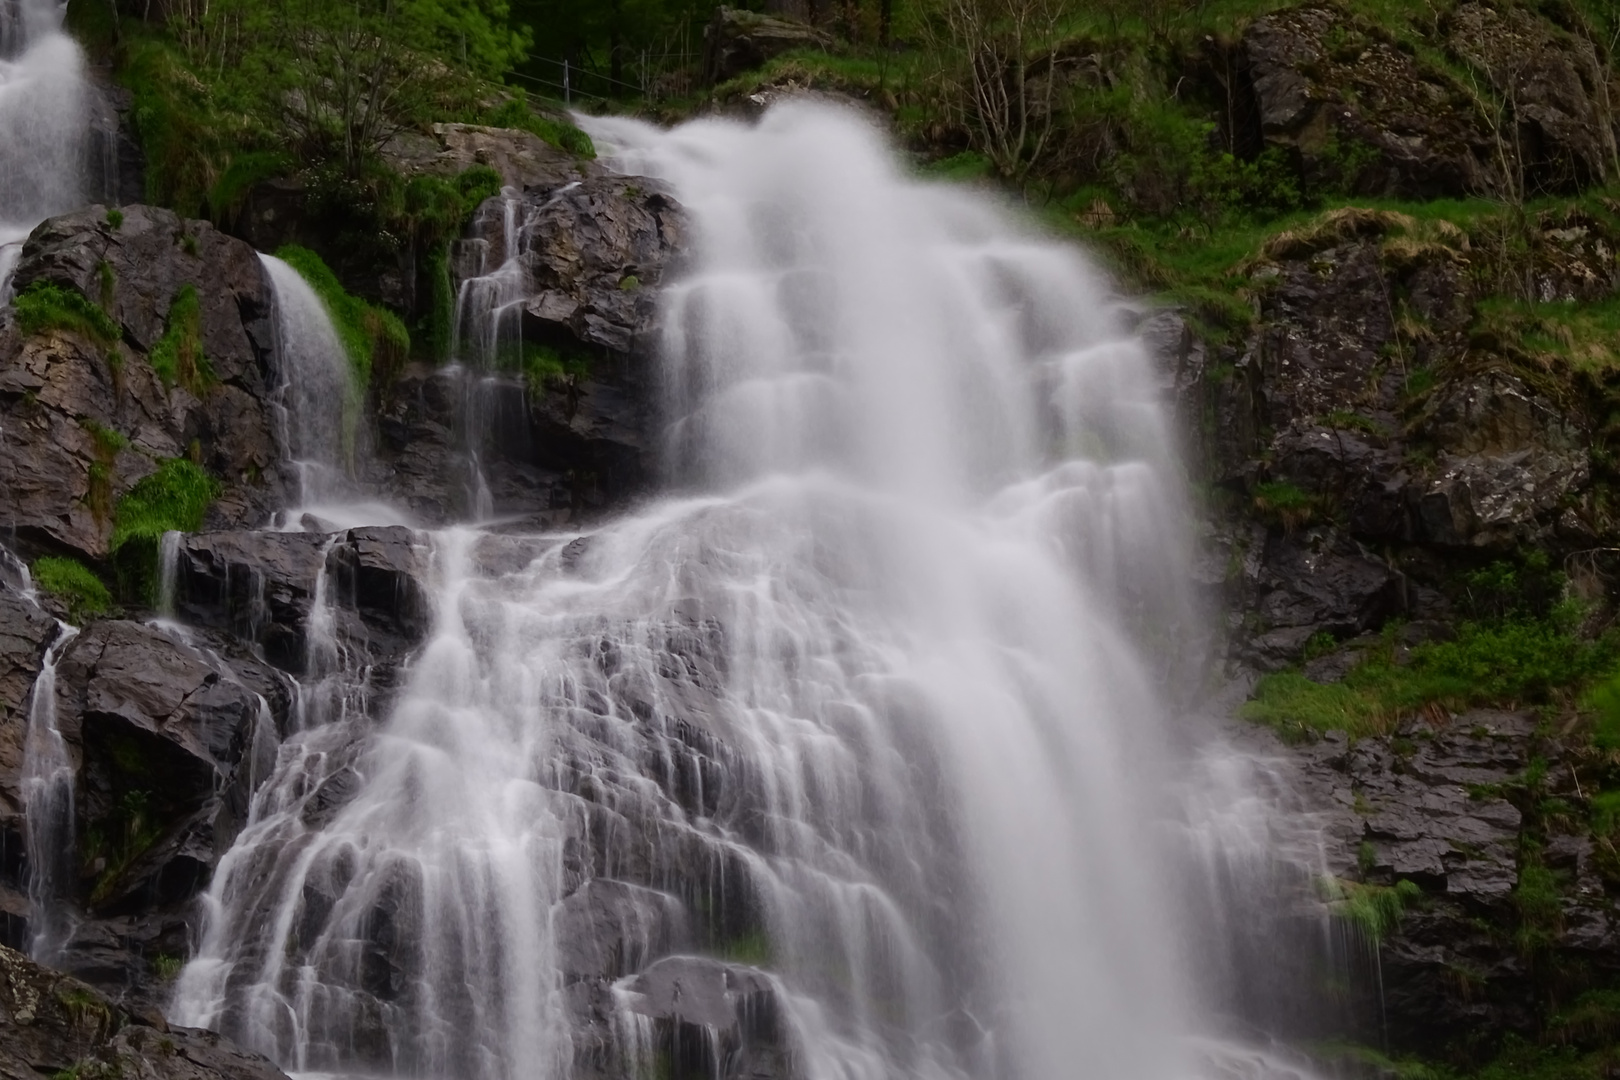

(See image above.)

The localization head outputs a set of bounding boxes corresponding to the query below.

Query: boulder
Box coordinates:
[1,205,283,562]
[0,943,289,1080]
[617,956,789,1080]
[703,7,836,85]
[174,528,432,676]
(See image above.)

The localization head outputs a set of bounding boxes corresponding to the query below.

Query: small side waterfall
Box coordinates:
[22,621,79,964]
[259,255,357,513]
[0,0,90,300]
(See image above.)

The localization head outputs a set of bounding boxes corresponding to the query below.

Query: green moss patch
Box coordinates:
[110,458,218,604]
[148,285,215,393]
[13,283,122,359]
[32,557,113,623]
[1243,612,1619,741]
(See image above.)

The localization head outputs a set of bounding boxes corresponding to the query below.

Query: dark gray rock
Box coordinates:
[1,205,283,561]
[0,943,289,1080]
[1237,527,1405,668]
[1241,5,1502,199]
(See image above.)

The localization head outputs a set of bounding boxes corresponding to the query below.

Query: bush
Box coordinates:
[32,557,113,622]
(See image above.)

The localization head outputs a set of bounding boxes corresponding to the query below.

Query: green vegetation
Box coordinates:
[1321,877,1423,944]
[1251,480,1317,531]
[110,458,219,603]
[111,459,218,555]
[32,557,113,623]
[12,283,122,362]
[1514,859,1564,955]
[1243,610,1618,741]
[148,285,214,392]
[150,953,184,982]
[275,246,408,392]
[104,208,123,230]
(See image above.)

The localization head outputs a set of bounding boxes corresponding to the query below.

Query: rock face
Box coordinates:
[376,175,686,523]
[703,7,836,85]
[1240,5,1502,199]
[1,204,283,562]
[381,122,600,191]
[1173,206,1618,666]
[1274,707,1620,1054]
[0,943,288,1080]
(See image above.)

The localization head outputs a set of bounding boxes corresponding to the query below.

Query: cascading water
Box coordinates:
[259,253,410,529]
[170,102,1317,1080]
[0,0,89,300]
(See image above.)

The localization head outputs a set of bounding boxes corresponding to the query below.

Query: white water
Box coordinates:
[0,0,88,301]
[23,621,79,964]
[164,102,1274,1080]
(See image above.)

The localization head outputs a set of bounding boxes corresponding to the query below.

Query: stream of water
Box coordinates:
[0,0,88,301]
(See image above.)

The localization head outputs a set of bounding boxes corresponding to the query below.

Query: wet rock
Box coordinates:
[1241,5,1502,199]
[0,205,282,561]
[619,956,789,1080]
[52,621,290,918]
[176,528,434,677]
[703,7,835,85]
[0,943,289,1080]
[175,531,329,672]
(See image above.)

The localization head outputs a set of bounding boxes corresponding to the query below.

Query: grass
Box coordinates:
[32,557,113,623]
[1243,611,1620,740]
[111,458,218,555]
[1321,877,1422,944]
[1513,860,1564,954]
[148,285,214,393]
[1251,480,1318,531]
[275,245,409,392]
[110,458,218,604]
[150,953,184,982]
[482,98,595,158]
[12,283,122,362]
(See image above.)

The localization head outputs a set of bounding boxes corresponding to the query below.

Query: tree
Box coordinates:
[921,0,1069,182]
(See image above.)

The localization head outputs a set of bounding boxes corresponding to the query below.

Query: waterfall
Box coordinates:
[23,621,80,964]
[259,254,410,529]
[170,102,1307,1080]
[0,0,89,301]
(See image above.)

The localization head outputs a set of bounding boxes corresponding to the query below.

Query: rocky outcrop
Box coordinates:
[382,122,599,191]
[1168,207,1620,667]
[1445,3,1617,194]
[375,175,686,522]
[704,7,836,85]
[0,204,282,563]
[0,943,288,1080]
[1241,5,1502,199]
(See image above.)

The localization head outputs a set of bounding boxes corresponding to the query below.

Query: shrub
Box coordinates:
[32,557,113,622]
